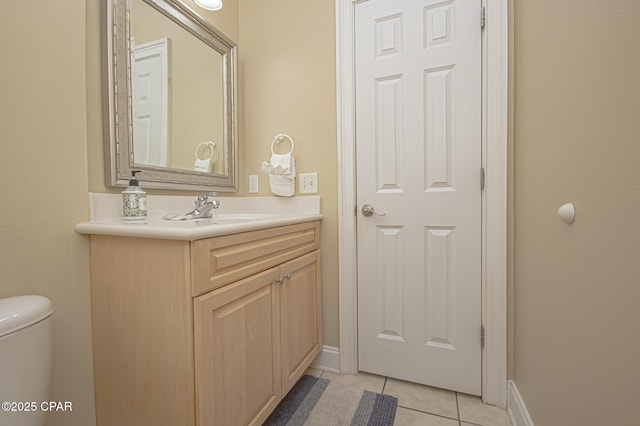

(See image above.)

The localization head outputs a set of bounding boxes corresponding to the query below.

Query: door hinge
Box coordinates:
[481,167,485,190]
[355,204,358,216]
[481,324,485,348]
[481,6,486,29]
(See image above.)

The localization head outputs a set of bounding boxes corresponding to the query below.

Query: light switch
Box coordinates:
[249,175,259,193]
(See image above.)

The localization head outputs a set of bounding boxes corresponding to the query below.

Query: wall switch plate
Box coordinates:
[249,175,259,193]
[299,172,318,193]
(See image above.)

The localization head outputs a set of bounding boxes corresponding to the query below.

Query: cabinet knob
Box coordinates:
[276,274,291,285]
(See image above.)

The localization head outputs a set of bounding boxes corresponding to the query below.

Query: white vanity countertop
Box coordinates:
[75,193,323,241]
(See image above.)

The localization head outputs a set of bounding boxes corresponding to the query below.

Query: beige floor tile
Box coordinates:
[395,407,459,426]
[321,371,386,393]
[383,378,458,419]
[304,367,323,377]
[457,393,512,426]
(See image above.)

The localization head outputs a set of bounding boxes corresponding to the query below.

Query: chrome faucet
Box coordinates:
[185,192,220,219]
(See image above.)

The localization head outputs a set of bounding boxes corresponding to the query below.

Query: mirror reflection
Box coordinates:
[104,0,237,191]
[130,0,225,175]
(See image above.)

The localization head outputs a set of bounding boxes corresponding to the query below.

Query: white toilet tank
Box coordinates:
[0,295,54,426]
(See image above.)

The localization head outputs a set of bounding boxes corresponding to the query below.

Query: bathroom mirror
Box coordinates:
[103,0,238,191]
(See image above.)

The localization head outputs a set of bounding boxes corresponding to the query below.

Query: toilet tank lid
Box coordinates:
[0,295,54,337]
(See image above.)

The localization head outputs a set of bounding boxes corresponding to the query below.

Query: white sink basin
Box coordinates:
[213,213,281,221]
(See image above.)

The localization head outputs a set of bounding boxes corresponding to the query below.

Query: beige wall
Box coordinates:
[237,0,339,346]
[511,1,640,424]
[0,1,96,426]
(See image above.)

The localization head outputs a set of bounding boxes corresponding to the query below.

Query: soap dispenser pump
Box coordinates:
[122,171,147,223]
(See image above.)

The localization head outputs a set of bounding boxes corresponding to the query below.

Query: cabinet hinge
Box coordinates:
[481,167,485,190]
[481,6,486,29]
[481,324,485,348]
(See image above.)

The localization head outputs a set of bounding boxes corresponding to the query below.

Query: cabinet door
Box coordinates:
[194,267,282,426]
[279,250,322,394]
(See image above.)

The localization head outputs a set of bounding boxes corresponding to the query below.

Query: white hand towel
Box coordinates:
[261,161,295,179]
[270,153,295,173]
[263,133,296,196]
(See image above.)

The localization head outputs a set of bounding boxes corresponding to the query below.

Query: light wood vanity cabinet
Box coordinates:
[89,221,321,426]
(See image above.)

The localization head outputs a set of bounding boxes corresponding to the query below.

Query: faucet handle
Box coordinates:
[208,192,221,210]
[197,192,216,201]
[195,192,218,208]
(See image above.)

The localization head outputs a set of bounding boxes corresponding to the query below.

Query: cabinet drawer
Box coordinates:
[191,221,320,296]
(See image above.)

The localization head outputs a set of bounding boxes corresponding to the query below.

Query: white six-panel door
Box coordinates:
[356,0,482,394]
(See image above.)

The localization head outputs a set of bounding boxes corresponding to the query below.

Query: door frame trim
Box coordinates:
[335,0,508,407]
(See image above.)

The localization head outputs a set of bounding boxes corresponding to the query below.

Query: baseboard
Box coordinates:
[507,380,534,426]
[311,345,340,373]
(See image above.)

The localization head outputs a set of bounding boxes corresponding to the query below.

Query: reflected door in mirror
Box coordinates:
[132,38,170,167]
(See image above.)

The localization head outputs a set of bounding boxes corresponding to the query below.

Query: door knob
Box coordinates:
[361,204,386,217]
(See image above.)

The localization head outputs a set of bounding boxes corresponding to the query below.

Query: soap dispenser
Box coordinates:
[122,171,147,223]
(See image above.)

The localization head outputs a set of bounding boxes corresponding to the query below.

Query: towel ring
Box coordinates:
[195,141,216,161]
[271,133,294,156]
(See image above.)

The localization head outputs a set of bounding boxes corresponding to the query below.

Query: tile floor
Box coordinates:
[304,368,512,426]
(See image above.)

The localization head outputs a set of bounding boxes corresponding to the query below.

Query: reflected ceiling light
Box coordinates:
[194,0,222,11]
